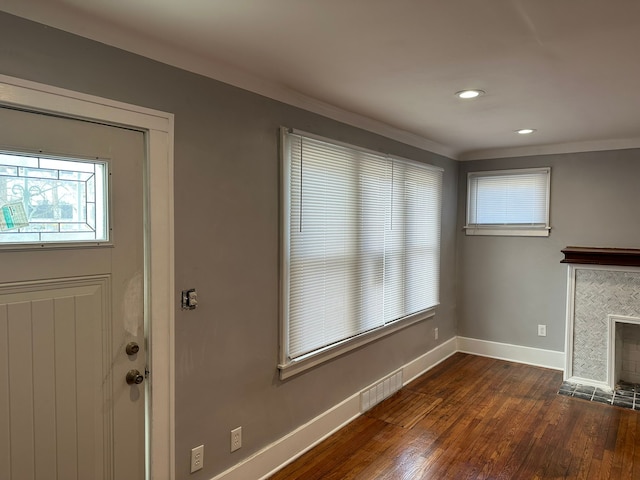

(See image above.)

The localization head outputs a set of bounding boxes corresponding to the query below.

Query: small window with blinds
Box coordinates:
[279,128,443,378]
[465,167,551,236]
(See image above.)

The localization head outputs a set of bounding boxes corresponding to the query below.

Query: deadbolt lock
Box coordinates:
[126,342,140,355]
[126,369,144,385]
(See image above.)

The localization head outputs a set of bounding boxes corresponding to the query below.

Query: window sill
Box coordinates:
[464,227,550,237]
[278,307,436,380]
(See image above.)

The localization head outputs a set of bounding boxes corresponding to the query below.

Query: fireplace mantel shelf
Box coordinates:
[561,246,640,267]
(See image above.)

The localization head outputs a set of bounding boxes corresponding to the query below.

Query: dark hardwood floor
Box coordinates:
[270,353,639,479]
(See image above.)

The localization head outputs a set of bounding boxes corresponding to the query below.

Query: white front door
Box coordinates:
[0,107,146,479]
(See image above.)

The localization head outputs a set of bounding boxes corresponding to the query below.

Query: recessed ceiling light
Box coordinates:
[455,89,485,99]
[516,128,537,135]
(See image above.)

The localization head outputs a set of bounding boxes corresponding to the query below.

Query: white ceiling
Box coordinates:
[2,0,640,160]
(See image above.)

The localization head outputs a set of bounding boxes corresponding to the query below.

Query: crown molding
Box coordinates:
[0,3,458,160]
[459,137,640,161]
[5,4,640,163]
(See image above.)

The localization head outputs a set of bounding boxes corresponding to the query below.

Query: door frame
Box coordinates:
[0,74,175,480]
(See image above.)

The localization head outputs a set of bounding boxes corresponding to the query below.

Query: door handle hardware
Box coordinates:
[126,342,140,355]
[126,369,144,385]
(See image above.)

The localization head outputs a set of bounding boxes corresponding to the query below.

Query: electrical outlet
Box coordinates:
[538,324,547,337]
[434,327,439,340]
[190,445,204,473]
[231,427,242,452]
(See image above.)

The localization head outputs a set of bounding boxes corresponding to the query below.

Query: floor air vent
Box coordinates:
[360,370,403,412]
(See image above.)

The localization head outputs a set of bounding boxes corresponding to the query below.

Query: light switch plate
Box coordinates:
[181,288,198,310]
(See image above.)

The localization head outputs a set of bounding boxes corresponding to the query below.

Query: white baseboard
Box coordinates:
[211,336,560,480]
[457,336,565,371]
[210,337,456,480]
[211,393,360,480]
[403,337,458,384]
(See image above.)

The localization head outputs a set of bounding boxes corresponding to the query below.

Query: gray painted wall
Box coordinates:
[0,12,458,479]
[457,149,640,352]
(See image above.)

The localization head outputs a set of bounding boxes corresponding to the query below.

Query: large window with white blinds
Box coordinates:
[465,167,550,237]
[279,128,442,377]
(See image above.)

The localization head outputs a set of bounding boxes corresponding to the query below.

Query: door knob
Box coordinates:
[126,369,144,385]
[126,342,140,355]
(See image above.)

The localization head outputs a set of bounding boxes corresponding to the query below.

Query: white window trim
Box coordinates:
[279,127,441,379]
[0,74,175,480]
[464,167,551,237]
[278,309,435,379]
[464,226,551,237]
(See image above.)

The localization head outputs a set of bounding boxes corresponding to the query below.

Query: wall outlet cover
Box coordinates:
[190,445,204,473]
[231,427,242,452]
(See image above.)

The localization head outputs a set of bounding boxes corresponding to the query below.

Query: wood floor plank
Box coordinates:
[633,413,640,479]
[366,390,442,429]
[269,353,640,479]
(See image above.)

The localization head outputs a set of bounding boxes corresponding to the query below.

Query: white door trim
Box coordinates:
[0,74,175,480]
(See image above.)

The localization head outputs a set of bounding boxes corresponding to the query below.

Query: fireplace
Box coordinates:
[609,316,640,388]
[562,247,640,390]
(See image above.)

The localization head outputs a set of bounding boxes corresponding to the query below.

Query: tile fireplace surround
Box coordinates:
[562,247,640,390]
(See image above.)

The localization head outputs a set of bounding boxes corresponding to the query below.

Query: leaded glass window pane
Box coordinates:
[0,153,108,245]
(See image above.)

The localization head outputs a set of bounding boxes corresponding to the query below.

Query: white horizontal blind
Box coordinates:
[284,129,442,361]
[385,160,442,322]
[467,168,550,227]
